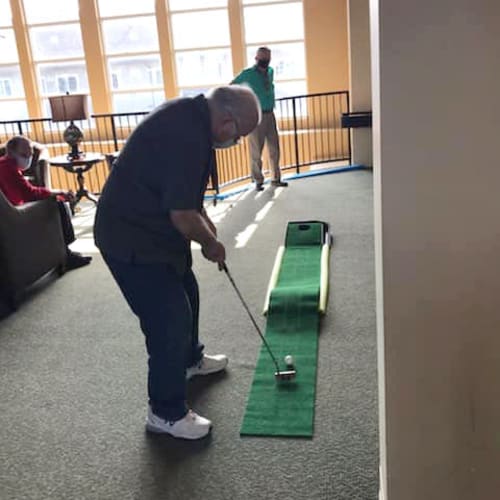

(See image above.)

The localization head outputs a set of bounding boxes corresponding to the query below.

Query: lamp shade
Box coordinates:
[49,94,88,122]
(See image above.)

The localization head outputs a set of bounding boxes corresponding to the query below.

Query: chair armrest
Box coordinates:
[0,197,66,299]
[1,197,65,266]
[4,198,62,248]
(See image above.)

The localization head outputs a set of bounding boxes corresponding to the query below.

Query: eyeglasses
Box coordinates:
[228,110,242,145]
[15,150,32,160]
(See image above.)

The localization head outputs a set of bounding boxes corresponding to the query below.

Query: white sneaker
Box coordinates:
[186,354,229,380]
[145,407,212,440]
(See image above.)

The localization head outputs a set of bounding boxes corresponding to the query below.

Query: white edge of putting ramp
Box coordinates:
[319,243,330,314]
[263,245,285,315]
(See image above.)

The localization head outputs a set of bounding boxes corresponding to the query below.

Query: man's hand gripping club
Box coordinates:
[170,209,226,265]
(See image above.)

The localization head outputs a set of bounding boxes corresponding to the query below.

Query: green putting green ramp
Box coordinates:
[240,221,329,437]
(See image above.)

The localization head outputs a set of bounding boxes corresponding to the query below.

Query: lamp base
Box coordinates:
[63,122,84,160]
[67,144,84,161]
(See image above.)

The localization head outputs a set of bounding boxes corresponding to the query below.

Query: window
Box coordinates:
[0,78,12,97]
[176,49,232,87]
[243,1,304,43]
[97,0,164,112]
[22,0,89,117]
[111,72,119,90]
[148,68,163,87]
[108,55,162,91]
[101,17,159,55]
[242,1,307,115]
[0,4,28,120]
[97,0,155,18]
[22,0,80,24]
[168,0,226,9]
[168,1,233,96]
[57,74,79,93]
[37,61,88,95]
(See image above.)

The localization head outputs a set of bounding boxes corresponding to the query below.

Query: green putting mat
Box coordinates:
[240,221,328,437]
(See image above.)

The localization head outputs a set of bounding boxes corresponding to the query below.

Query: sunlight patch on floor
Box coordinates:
[235,223,258,249]
[255,201,274,222]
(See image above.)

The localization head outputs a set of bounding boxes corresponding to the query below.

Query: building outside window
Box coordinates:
[98,0,164,113]
[0,0,28,119]
[22,0,90,118]
[56,74,79,94]
[168,0,233,97]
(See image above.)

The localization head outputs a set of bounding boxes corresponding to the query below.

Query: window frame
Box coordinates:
[97,3,165,112]
[24,8,88,104]
[167,1,233,95]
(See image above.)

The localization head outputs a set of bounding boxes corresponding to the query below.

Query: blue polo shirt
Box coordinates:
[94,95,213,274]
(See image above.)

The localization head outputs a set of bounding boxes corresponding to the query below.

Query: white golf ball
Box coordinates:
[284,355,294,365]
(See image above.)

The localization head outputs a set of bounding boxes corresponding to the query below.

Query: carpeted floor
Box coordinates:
[0,170,378,500]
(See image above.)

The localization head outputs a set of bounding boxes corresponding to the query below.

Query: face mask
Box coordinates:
[213,121,239,149]
[213,138,237,149]
[257,59,270,69]
[13,153,32,171]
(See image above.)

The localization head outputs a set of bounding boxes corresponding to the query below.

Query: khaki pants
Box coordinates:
[248,111,280,184]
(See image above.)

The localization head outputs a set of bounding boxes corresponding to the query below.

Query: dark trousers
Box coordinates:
[102,254,204,421]
[56,201,75,247]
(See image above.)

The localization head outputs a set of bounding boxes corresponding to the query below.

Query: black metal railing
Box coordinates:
[212,90,351,188]
[0,90,351,194]
[277,90,351,170]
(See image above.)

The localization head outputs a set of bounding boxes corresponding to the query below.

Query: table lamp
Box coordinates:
[49,93,88,160]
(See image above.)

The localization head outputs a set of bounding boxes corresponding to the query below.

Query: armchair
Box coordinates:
[0,190,66,310]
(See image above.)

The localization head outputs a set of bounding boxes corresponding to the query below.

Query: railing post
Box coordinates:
[110,116,119,152]
[17,121,23,135]
[292,97,300,174]
[346,91,352,165]
[211,148,219,206]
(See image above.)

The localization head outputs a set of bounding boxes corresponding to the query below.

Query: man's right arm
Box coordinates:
[10,168,52,202]
[170,209,225,264]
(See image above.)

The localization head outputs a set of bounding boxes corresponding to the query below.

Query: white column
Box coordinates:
[348,0,372,166]
[372,1,500,499]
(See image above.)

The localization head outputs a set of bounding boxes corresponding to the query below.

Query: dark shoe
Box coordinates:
[255,183,264,191]
[66,251,92,271]
[271,180,288,187]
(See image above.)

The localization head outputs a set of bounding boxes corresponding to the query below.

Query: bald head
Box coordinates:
[207,85,261,147]
[5,136,33,170]
[256,47,271,60]
[6,136,32,157]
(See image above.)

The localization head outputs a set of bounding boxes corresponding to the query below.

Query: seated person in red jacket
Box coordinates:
[0,136,91,270]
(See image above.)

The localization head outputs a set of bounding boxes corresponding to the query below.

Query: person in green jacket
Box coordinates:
[232,47,288,191]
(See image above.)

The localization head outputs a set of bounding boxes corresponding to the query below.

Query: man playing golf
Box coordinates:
[94,85,261,439]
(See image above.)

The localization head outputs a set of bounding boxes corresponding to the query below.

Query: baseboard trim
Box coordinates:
[379,465,386,500]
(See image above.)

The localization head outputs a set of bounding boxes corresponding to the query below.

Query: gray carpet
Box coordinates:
[0,170,378,500]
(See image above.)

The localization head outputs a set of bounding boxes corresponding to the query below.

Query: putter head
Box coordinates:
[275,369,297,381]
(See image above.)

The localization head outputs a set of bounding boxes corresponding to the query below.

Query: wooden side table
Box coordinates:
[49,152,105,210]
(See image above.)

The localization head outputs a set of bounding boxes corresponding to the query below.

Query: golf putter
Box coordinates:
[222,263,296,382]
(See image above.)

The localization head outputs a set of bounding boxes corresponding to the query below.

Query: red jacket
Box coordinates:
[0,155,52,206]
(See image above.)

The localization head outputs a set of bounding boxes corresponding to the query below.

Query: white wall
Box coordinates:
[371,1,500,499]
[348,0,372,167]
